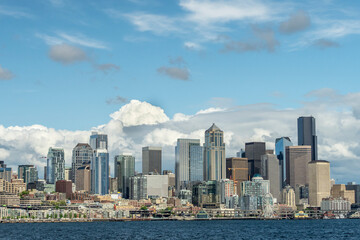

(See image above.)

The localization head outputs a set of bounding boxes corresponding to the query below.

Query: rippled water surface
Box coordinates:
[1,219,359,239]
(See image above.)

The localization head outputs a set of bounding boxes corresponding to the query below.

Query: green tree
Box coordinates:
[69,213,73,218]
[59,213,63,218]
[74,213,77,218]
[140,206,148,211]
[64,213,68,218]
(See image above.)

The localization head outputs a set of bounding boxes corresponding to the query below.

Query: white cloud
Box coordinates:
[0,65,14,80]
[184,42,203,51]
[110,100,169,127]
[48,44,88,64]
[0,5,32,18]
[36,32,107,49]
[1,90,360,183]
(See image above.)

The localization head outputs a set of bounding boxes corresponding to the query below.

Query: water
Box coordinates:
[0,219,359,239]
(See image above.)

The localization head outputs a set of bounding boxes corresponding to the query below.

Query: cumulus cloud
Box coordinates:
[95,63,120,74]
[0,65,14,80]
[2,90,360,183]
[49,44,88,64]
[109,100,169,127]
[184,42,203,51]
[279,10,311,34]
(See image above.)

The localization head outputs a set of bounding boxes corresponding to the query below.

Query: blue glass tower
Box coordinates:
[91,149,109,195]
[275,137,293,188]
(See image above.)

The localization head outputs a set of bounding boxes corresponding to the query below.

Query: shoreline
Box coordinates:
[1,217,358,224]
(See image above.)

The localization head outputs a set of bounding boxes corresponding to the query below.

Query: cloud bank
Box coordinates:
[1,90,360,183]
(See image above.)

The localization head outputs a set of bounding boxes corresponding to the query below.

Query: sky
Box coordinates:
[1,0,360,183]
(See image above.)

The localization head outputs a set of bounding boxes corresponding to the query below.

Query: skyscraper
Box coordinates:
[114,154,135,199]
[46,147,65,184]
[75,163,91,192]
[261,153,281,201]
[90,132,109,195]
[18,165,38,184]
[71,143,93,183]
[90,132,108,150]
[204,124,225,181]
[275,137,293,187]
[308,160,331,207]
[226,157,248,196]
[142,147,162,175]
[286,146,311,188]
[298,116,318,161]
[175,139,204,192]
[91,149,109,195]
[245,142,266,179]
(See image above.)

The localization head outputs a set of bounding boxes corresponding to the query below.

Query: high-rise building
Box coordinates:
[282,185,296,210]
[75,163,91,192]
[114,154,135,199]
[346,183,360,204]
[298,116,318,161]
[226,157,248,196]
[55,180,73,199]
[71,143,93,183]
[90,132,108,150]
[18,165,38,184]
[129,175,169,200]
[245,142,266,179]
[239,175,272,210]
[142,147,162,175]
[220,179,236,204]
[46,147,65,184]
[91,149,109,195]
[286,146,311,188]
[109,177,118,194]
[204,124,225,181]
[275,137,293,187]
[261,153,281,201]
[308,160,331,207]
[331,184,355,204]
[192,180,221,208]
[0,167,12,183]
[64,167,71,181]
[175,139,204,191]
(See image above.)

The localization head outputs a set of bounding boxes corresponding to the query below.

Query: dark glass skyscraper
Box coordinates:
[245,142,266,179]
[297,116,317,161]
[275,137,293,187]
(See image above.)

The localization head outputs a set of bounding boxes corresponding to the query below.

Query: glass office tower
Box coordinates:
[275,137,293,188]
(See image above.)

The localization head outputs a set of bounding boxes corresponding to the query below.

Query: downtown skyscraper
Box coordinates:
[298,116,318,161]
[71,143,93,183]
[46,147,65,184]
[142,147,162,175]
[275,137,293,187]
[204,124,225,181]
[114,154,135,199]
[90,132,109,195]
[175,139,204,192]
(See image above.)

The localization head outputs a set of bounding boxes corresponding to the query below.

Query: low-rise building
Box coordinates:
[331,184,355,204]
[0,193,20,206]
[321,197,351,213]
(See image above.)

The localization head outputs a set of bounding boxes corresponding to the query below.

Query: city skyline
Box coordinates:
[2,1,360,184]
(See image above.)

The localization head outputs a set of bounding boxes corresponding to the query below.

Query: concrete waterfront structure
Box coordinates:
[175,139,204,191]
[286,146,311,188]
[114,154,135,199]
[331,184,355,204]
[142,147,162,175]
[321,197,351,213]
[346,182,360,204]
[75,163,91,192]
[261,153,281,201]
[204,124,225,181]
[130,175,168,200]
[298,116,318,161]
[275,137,293,187]
[18,165,38,184]
[282,185,296,210]
[245,142,266,179]
[46,147,65,184]
[71,143,93,183]
[308,160,331,207]
[226,157,248,196]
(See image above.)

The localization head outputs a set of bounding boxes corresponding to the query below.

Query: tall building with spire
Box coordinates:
[298,116,318,161]
[204,123,225,181]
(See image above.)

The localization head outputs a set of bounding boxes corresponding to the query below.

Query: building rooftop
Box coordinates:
[206,123,221,132]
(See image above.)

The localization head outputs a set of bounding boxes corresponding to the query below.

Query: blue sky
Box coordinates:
[1,0,360,130]
[2,0,360,182]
